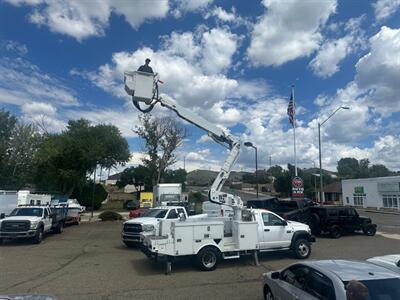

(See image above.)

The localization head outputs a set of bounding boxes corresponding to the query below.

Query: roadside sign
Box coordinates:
[292,176,304,197]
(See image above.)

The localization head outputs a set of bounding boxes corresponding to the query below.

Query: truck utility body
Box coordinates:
[143,209,315,272]
[153,183,183,206]
[0,205,67,244]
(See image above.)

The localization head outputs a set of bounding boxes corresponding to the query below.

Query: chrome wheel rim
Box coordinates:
[202,253,216,268]
[298,242,309,257]
[265,290,273,300]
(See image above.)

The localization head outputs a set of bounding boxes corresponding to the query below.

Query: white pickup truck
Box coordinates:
[122,206,190,247]
[0,205,67,244]
[142,209,315,272]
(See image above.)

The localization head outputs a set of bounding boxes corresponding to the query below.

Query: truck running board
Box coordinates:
[222,252,240,259]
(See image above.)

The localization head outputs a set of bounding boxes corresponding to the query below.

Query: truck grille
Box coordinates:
[124,223,142,233]
[1,221,30,232]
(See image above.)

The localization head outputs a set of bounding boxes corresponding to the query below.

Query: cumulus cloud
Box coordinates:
[373,0,400,21]
[355,26,400,115]
[310,17,366,78]
[172,0,213,17]
[4,40,28,56]
[247,0,337,67]
[6,0,169,41]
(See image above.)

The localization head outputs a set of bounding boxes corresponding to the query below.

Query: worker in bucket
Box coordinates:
[138,58,154,74]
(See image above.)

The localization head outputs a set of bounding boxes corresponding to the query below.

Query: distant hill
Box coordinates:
[187,169,252,186]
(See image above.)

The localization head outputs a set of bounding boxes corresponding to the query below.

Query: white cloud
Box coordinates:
[7,0,169,41]
[4,40,28,56]
[0,57,79,107]
[172,0,213,17]
[310,16,366,78]
[21,101,57,115]
[355,26,400,115]
[247,0,337,67]
[201,28,240,74]
[373,0,400,21]
[206,6,235,22]
[196,134,212,143]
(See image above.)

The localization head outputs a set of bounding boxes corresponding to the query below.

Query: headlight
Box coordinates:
[30,221,40,229]
[142,224,155,232]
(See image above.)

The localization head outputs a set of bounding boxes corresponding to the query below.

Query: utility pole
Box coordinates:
[269,155,272,169]
[91,165,97,219]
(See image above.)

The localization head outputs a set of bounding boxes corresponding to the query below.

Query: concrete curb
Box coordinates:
[360,209,400,216]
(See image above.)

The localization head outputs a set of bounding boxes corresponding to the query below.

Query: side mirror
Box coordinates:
[0,213,5,219]
[396,260,400,268]
[271,272,280,279]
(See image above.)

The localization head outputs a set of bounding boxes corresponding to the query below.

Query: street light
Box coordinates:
[318,106,350,203]
[244,142,258,198]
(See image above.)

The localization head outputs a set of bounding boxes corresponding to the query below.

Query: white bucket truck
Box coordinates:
[124,70,315,274]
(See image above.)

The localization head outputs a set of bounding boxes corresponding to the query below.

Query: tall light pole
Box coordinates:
[318,106,350,203]
[244,142,258,198]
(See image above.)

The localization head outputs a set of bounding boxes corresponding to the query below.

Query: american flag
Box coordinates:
[287,90,295,127]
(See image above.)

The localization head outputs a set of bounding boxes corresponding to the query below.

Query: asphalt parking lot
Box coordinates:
[1,221,400,300]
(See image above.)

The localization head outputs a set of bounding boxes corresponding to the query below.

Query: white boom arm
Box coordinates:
[124,71,244,214]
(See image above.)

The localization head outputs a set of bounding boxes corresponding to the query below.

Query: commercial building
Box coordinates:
[342,176,400,211]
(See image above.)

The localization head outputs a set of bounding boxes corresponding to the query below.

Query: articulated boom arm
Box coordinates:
[124,71,244,210]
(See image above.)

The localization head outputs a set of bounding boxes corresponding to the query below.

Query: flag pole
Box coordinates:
[292,85,298,177]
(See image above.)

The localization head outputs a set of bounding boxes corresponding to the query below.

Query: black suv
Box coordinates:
[305,206,377,238]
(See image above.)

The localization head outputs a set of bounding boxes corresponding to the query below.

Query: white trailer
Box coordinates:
[0,190,18,217]
[153,183,183,206]
[17,191,51,206]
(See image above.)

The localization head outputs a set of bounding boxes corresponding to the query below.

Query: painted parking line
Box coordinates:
[377,231,400,240]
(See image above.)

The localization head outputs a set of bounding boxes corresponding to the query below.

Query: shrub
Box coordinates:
[98,211,123,221]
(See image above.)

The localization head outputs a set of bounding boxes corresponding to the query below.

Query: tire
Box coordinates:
[363,225,376,236]
[33,227,44,244]
[329,225,342,239]
[0,238,3,245]
[55,222,64,234]
[196,247,220,271]
[124,241,137,248]
[293,238,311,259]
[264,285,274,300]
[309,213,321,235]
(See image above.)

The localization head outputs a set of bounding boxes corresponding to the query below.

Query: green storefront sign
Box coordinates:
[354,186,364,194]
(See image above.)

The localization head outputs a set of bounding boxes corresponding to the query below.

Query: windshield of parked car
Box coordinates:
[343,278,400,299]
[10,208,43,217]
[144,209,168,218]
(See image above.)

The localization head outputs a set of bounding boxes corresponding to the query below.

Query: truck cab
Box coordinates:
[121,206,188,247]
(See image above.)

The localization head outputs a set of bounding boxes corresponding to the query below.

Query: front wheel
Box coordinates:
[196,247,220,271]
[264,285,274,300]
[293,239,311,259]
[0,238,3,245]
[363,225,376,236]
[329,225,342,238]
[55,222,64,234]
[33,227,43,244]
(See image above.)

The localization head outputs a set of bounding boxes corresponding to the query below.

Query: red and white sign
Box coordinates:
[292,176,304,197]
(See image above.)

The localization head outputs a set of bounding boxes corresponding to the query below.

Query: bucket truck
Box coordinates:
[124,70,315,273]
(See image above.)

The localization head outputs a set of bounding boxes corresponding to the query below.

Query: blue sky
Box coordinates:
[1,0,400,175]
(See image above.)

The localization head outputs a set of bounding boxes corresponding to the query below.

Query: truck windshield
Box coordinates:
[160,194,180,202]
[10,208,43,217]
[145,209,168,218]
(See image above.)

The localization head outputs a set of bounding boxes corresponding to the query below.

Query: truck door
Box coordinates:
[43,208,52,232]
[259,212,292,249]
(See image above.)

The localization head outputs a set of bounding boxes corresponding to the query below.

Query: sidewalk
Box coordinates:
[358,208,400,216]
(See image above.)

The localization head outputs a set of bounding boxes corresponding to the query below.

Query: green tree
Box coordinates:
[358,158,370,178]
[116,165,152,191]
[337,157,360,179]
[34,119,130,195]
[369,164,392,177]
[71,181,107,210]
[134,114,186,184]
[163,168,187,188]
[267,165,283,178]
[0,110,41,189]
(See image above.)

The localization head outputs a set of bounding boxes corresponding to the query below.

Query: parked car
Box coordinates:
[124,200,139,211]
[367,254,400,274]
[262,260,400,300]
[287,205,377,238]
[128,207,149,219]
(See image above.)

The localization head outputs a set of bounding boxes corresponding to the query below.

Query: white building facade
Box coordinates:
[342,176,400,211]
